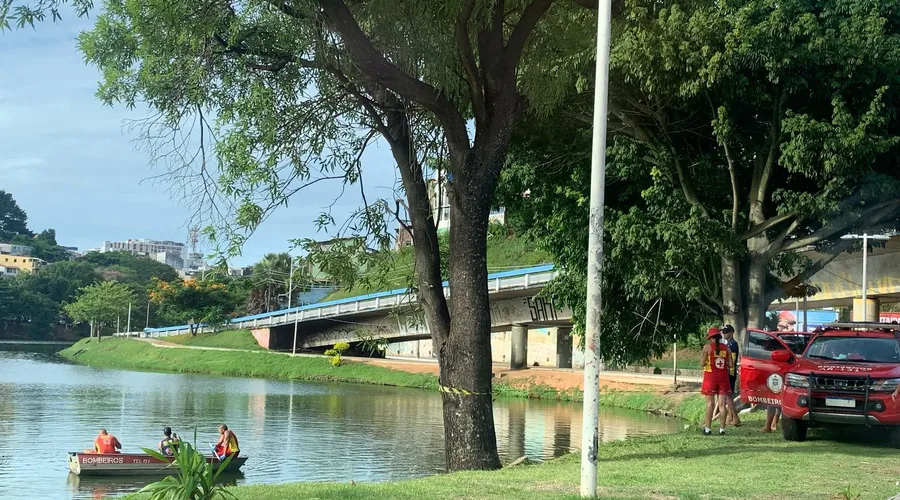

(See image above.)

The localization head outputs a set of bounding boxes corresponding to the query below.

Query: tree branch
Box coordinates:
[768,239,855,303]
[455,0,486,126]
[740,212,796,241]
[316,0,470,156]
[781,200,900,252]
[505,0,555,70]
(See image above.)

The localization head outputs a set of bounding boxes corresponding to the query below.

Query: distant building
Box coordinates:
[394,224,414,250]
[0,243,33,256]
[0,265,17,277]
[101,239,185,256]
[395,172,506,248]
[228,266,253,277]
[0,254,44,274]
[153,251,184,270]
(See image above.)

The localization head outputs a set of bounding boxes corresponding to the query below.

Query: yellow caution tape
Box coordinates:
[438,384,489,396]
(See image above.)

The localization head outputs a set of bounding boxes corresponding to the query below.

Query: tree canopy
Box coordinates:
[150,278,244,334]
[64,281,135,332]
[0,190,30,241]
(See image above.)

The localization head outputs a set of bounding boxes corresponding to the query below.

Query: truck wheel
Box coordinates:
[782,416,808,442]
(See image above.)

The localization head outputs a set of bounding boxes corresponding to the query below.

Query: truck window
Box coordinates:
[805,336,900,363]
[746,331,784,360]
[777,334,812,355]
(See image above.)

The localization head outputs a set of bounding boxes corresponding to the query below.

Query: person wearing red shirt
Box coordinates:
[93,429,122,454]
[700,327,733,435]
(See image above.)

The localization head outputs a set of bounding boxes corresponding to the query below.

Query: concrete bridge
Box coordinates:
[133,265,572,367]
[118,235,898,369]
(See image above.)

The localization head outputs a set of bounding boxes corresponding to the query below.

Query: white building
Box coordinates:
[0,243,32,256]
[101,239,185,256]
[426,173,506,233]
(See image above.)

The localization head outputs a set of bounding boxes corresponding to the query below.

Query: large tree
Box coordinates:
[561,0,900,336]
[5,0,598,470]
[63,281,135,336]
[500,118,714,364]
[0,190,31,241]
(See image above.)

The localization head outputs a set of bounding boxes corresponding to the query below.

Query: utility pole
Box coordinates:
[581,0,613,496]
[117,314,120,334]
[146,300,151,329]
[288,256,295,308]
[127,303,132,334]
[841,233,890,321]
[292,312,299,356]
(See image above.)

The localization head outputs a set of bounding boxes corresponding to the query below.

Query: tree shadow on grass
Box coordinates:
[602,435,899,463]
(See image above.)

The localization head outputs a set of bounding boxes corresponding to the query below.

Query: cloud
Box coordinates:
[0,157,46,169]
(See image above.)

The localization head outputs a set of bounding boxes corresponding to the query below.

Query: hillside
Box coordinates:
[321,236,550,301]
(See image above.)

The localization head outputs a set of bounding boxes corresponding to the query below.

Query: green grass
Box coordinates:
[164,330,264,351]
[60,338,713,422]
[224,427,900,499]
[322,236,551,301]
[61,338,438,389]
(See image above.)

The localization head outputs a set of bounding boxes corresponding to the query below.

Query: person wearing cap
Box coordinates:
[158,427,181,457]
[700,327,733,435]
[721,325,743,427]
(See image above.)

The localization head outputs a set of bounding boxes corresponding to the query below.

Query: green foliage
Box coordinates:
[138,441,236,500]
[499,120,712,365]
[150,278,243,333]
[10,229,71,263]
[324,341,350,367]
[246,253,308,314]
[17,260,99,304]
[63,281,135,328]
[0,189,30,241]
[80,251,180,284]
[320,236,550,301]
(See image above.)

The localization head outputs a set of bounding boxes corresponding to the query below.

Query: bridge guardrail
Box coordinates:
[123,264,556,339]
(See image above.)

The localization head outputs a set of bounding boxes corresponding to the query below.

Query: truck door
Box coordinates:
[740,330,798,406]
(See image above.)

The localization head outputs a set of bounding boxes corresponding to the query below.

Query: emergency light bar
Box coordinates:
[825,322,900,331]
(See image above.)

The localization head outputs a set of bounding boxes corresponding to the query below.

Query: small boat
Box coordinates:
[67,452,248,476]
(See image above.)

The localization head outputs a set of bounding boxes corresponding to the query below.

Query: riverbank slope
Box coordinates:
[228,428,900,499]
[61,338,706,420]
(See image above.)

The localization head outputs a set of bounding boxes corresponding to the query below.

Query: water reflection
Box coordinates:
[0,345,681,499]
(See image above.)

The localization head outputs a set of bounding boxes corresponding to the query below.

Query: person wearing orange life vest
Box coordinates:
[213,424,239,459]
[700,327,733,436]
[93,429,122,454]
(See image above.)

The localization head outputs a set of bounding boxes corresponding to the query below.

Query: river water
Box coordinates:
[0,344,681,499]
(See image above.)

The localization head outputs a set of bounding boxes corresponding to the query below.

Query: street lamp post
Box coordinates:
[841,233,891,321]
[581,0,613,496]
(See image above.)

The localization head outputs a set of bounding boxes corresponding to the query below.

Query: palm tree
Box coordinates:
[247,253,307,313]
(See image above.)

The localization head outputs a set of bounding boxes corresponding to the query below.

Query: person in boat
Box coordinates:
[213,424,239,459]
[93,429,122,454]
[158,427,181,457]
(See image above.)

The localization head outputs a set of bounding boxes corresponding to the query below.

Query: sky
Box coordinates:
[0,11,399,266]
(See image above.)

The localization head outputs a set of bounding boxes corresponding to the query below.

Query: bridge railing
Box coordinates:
[131,264,556,338]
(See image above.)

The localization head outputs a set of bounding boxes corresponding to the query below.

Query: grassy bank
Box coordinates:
[164,330,263,351]
[61,338,438,389]
[225,427,900,499]
[61,338,709,421]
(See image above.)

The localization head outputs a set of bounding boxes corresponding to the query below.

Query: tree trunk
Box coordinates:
[746,251,769,330]
[441,178,501,471]
[721,255,747,343]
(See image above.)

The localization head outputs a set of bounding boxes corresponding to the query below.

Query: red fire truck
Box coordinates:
[740,322,900,445]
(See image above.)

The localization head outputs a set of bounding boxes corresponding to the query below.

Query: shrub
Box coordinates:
[324,341,350,367]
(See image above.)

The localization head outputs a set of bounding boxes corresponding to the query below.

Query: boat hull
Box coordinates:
[68,452,247,476]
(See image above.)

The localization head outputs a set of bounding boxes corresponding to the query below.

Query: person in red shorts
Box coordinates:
[700,327,733,435]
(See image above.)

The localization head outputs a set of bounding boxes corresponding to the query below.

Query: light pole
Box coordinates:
[841,233,890,321]
[581,0,613,496]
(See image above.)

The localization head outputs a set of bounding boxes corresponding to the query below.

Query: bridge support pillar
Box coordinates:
[852,298,880,322]
[510,324,528,370]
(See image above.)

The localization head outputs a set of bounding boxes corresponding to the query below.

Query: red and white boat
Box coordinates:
[67,452,248,476]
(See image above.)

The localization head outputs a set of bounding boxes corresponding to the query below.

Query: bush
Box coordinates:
[324,341,350,367]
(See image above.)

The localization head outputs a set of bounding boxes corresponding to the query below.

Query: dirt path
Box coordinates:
[133,337,699,393]
[359,357,700,394]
